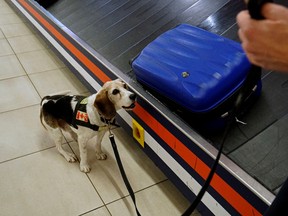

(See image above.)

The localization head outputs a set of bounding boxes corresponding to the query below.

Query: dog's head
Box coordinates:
[94,79,136,120]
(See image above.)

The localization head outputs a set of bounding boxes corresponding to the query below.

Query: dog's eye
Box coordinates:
[112,89,120,95]
[123,83,128,89]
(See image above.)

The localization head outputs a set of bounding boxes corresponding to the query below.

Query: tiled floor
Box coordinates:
[0,1,200,215]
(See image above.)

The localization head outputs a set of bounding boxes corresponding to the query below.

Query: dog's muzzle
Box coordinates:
[122,94,136,109]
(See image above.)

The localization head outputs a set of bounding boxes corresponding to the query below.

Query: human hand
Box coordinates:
[237,3,288,72]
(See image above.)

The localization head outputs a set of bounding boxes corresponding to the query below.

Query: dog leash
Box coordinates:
[182,114,234,216]
[108,122,141,216]
[182,71,261,215]
[182,0,267,214]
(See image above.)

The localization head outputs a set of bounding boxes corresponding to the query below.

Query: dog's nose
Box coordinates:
[130,93,137,101]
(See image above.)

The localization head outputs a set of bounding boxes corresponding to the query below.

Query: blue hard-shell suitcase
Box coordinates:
[131,24,262,131]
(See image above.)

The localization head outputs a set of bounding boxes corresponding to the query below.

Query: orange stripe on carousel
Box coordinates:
[133,103,262,216]
[211,175,262,216]
[18,0,111,84]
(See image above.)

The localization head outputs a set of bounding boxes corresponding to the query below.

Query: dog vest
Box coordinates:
[72,97,100,131]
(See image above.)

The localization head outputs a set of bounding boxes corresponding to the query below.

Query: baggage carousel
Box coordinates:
[8,0,288,215]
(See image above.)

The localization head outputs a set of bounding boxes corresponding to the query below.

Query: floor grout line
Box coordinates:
[0,145,55,165]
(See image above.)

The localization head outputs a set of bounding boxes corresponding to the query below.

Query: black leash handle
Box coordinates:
[246,0,273,20]
[109,134,141,216]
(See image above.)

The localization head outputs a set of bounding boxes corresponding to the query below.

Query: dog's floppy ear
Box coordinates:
[94,89,116,120]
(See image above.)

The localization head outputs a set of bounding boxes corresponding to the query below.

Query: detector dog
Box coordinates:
[40,79,136,173]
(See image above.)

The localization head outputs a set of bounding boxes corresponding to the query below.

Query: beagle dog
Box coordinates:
[40,79,136,173]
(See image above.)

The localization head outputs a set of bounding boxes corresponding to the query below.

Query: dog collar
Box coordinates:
[100,115,116,124]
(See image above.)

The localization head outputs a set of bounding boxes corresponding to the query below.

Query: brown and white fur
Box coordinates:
[40,79,136,173]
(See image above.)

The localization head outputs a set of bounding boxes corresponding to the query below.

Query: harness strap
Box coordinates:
[100,116,119,127]
[72,97,99,131]
[109,133,141,216]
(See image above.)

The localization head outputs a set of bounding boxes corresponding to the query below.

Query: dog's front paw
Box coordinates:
[64,153,77,163]
[80,164,91,173]
[95,152,107,160]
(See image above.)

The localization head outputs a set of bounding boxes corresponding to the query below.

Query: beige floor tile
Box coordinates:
[1,22,33,38]
[0,76,40,113]
[0,13,23,26]
[0,0,8,7]
[0,38,14,56]
[82,207,111,216]
[69,127,167,204]
[0,4,13,15]
[0,105,56,162]
[29,68,88,97]
[107,180,190,216]
[0,54,26,80]
[0,145,104,216]
[7,34,48,53]
[17,49,65,74]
